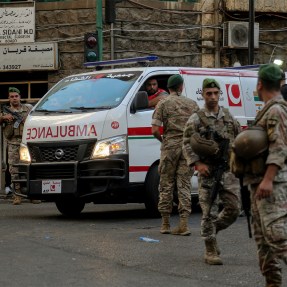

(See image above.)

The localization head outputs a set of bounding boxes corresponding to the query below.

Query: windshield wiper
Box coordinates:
[34,109,72,113]
[70,106,113,110]
[34,109,53,113]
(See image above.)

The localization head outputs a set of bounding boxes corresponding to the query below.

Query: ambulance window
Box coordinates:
[142,76,169,93]
[140,75,170,108]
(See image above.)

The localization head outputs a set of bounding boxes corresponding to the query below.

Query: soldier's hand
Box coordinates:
[195,161,210,177]
[256,179,273,200]
[2,114,14,123]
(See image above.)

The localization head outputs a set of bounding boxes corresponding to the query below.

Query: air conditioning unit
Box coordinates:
[223,21,259,48]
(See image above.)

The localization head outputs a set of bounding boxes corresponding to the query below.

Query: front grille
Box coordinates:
[28,139,96,163]
[40,146,78,161]
[30,164,75,179]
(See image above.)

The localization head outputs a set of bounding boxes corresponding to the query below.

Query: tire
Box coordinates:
[144,164,160,217]
[55,199,85,217]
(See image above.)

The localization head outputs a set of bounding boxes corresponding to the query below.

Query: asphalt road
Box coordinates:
[0,199,286,287]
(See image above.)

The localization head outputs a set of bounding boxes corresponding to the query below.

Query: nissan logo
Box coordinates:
[55,149,65,160]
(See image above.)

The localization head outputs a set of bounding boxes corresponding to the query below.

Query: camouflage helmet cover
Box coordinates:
[190,133,219,157]
[232,126,268,160]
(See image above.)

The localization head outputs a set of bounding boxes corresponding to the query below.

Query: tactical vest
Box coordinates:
[197,107,235,140]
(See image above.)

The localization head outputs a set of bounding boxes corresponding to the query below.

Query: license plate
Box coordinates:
[42,180,62,194]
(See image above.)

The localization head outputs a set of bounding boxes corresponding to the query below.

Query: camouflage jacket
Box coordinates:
[151,92,199,150]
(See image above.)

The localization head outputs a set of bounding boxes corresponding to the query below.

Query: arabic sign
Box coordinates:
[0,42,59,71]
[0,5,35,44]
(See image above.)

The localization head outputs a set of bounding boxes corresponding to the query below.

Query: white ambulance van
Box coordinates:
[16,59,262,216]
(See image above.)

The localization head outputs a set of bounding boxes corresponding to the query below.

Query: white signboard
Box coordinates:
[0,5,35,44]
[0,42,59,71]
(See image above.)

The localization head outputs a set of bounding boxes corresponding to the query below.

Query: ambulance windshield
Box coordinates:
[35,71,142,112]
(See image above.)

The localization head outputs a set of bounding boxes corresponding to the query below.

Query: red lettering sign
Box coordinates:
[26,124,97,140]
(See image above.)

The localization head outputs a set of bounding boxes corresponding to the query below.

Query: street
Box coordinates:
[0,199,286,287]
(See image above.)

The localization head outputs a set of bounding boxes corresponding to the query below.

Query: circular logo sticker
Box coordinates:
[111,121,119,129]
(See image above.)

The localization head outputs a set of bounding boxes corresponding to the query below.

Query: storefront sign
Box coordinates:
[0,42,59,71]
[0,5,35,44]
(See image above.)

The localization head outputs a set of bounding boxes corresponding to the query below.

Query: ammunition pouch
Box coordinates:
[3,124,14,140]
[13,122,23,137]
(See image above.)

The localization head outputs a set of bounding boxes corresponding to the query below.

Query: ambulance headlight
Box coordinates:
[91,136,127,158]
[20,143,31,163]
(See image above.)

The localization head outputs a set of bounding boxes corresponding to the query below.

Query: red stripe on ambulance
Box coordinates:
[129,166,149,172]
[128,127,163,136]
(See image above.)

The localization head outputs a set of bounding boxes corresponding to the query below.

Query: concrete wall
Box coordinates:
[35,0,203,86]
[226,0,287,12]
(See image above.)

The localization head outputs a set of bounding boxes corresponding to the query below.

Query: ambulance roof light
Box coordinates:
[84,55,159,68]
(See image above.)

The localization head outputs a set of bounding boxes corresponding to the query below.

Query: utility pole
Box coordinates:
[214,0,220,67]
[248,0,255,65]
[96,0,103,61]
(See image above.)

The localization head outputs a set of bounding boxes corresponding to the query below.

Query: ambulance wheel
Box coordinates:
[55,199,85,217]
[144,164,160,217]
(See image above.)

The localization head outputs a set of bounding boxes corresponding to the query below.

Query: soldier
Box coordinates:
[183,78,241,265]
[151,74,199,235]
[0,87,33,205]
[232,64,287,287]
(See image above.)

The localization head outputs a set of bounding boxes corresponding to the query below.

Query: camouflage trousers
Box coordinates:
[250,181,287,286]
[158,148,193,216]
[7,143,21,192]
[198,171,240,240]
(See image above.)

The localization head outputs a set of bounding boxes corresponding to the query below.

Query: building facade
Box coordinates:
[0,0,287,102]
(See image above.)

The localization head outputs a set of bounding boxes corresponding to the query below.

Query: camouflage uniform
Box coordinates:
[243,97,287,286]
[183,106,241,240]
[1,104,32,194]
[152,92,199,216]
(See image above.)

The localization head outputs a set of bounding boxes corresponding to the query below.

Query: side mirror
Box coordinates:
[130,91,149,114]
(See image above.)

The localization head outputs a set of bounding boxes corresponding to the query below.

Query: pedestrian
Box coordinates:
[232,64,287,287]
[151,74,199,235]
[145,78,169,108]
[0,87,34,205]
[182,78,241,265]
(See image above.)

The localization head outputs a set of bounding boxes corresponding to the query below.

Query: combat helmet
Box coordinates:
[232,126,268,160]
[190,133,219,157]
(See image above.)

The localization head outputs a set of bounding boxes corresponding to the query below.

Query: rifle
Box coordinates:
[239,177,252,238]
[3,106,23,128]
[206,131,230,216]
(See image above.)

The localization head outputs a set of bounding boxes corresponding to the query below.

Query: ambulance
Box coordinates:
[16,57,264,216]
